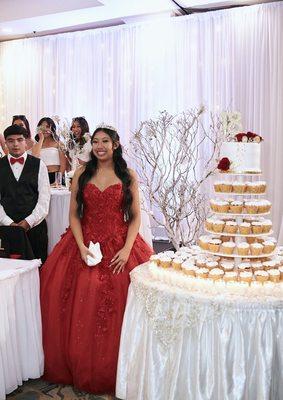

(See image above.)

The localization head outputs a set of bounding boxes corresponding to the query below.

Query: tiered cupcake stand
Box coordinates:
[203,172,276,262]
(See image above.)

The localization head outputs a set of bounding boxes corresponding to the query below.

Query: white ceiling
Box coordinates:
[0,0,273,42]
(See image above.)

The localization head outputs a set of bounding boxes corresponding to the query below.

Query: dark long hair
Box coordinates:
[35,117,57,141]
[12,115,31,138]
[71,117,89,142]
[76,127,133,221]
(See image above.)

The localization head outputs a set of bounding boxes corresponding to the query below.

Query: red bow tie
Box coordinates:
[10,157,24,165]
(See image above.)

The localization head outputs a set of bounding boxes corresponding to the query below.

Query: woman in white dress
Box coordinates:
[68,117,92,170]
[33,117,67,184]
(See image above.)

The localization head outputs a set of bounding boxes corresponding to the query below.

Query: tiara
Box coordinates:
[95,122,117,131]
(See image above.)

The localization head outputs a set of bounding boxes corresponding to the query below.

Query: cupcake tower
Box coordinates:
[200,173,277,260]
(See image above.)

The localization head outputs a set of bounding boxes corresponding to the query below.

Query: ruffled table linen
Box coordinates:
[116,264,283,400]
[0,258,43,399]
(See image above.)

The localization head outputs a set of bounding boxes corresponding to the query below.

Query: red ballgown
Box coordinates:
[40,183,153,394]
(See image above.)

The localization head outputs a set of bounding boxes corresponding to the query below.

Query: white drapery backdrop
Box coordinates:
[0,1,282,236]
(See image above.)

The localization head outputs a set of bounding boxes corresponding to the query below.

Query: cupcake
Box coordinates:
[208,239,222,253]
[217,201,230,213]
[250,243,263,256]
[251,221,263,234]
[237,242,250,256]
[195,267,209,279]
[238,262,252,272]
[221,241,236,255]
[246,236,257,244]
[239,222,251,235]
[208,268,224,280]
[224,221,238,234]
[279,266,283,280]
[198,235,210,251]
[172,258,183,270]
[245,201,258,214]
[221,235,232,243]
[181,261,197,276]
[257,181,267,193]
[262,260,277,271]
[210,199,218,212]
[268,269,280,283]
[149,254,160,266]
[214,181,224,192]
[254,270,269,283]
[220,261,235,271]
[262,241,276,254]
[258,200,271,213]
[205,218,215,231]
[229,201,243,214]
[232,181,246,193]
[220,182,233,193]
[261,219,272,233]
[223,271,238,282]
[206,261,219,270]
[246,182,262,194]
[196,256,208,268]
[251,261,263,272]
[212,220,225,233]
[239,271,253,284]
[159,256,172,268]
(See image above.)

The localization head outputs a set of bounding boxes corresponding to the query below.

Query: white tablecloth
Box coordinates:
[0,258,43,399]
[47,188,153,254]
[116,264,283,400]
[46,189,71,254]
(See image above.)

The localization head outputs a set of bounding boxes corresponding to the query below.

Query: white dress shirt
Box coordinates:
[0,152,51,228]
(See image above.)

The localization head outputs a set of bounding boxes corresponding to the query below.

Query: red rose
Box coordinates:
[247,131,257,139]
[235,133,247,142]
[217,157,231,171]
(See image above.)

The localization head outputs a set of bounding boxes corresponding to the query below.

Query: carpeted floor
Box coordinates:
[7,379,118,400]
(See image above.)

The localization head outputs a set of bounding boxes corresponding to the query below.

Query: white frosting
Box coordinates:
[209,268,224,276]
[220,142,261,173]
[269,269,280,276]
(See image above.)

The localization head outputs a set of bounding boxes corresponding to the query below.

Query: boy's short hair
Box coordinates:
[3,124,28,139]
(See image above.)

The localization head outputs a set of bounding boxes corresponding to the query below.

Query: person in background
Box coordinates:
[33,117,67,184]
[0,124,50,262]
[40,125,153,395]
[68,116,92,170]
[12,115,34,151]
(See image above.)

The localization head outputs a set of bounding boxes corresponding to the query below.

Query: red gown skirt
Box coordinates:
[40,183,153,394]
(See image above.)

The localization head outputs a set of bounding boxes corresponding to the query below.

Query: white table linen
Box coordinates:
[47,188,153,254]
[0,258,43,399]
[46,188,71,254]
[116,264,283,400]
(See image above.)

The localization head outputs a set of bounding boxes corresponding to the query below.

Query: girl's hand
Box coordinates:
[109,247,131,274]
[79,244,95,265]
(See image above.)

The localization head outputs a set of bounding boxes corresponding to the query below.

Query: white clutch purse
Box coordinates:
[86,241,103,266]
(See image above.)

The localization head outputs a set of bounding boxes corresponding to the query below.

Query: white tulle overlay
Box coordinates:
[116,264,283,400]
[0,259,43,399]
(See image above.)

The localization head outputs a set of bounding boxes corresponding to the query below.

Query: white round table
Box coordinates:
[116,264,283,400]
[46,188,153,254]
[0,258,43,399]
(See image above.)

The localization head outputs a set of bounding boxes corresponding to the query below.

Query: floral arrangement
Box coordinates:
[234,131,263,143]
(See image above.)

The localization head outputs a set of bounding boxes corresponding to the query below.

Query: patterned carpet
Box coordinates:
[7,379,119,400]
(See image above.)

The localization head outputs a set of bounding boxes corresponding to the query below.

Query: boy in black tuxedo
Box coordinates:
[0,125,50,262]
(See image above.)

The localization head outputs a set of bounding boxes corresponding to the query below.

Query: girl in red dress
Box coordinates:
[40,126,153,394]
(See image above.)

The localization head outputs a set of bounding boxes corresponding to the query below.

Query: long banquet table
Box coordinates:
[0,258,43,399]
[116,264,283,400]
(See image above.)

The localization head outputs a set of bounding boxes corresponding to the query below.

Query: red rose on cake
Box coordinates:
[234,131,263,142]
[217,157,231,171]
